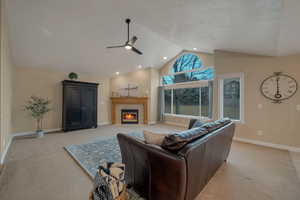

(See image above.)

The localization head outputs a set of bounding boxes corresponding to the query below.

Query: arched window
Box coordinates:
[162,53,214,85]
[171,54,202,73]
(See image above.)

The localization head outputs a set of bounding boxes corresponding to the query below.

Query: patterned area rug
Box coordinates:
[65,132,144,199]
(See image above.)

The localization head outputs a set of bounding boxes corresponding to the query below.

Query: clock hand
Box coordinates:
[275,77,282,99]
[276,77,280,94]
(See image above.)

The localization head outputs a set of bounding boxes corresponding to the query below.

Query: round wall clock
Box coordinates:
[260,72,298,103]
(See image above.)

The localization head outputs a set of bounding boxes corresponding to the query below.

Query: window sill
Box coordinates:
[163,113,211,120]
[231,119,245,124]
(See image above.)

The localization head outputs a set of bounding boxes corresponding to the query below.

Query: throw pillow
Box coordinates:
[191,120,204,128]
[143,130,169,146]
[189,119,214,129]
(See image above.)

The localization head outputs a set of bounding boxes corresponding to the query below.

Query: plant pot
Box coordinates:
[36,130,44,138]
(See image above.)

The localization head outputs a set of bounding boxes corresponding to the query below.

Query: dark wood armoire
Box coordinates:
[62,80,99,132]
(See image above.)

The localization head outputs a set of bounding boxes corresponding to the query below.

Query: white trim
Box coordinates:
[11,128,62,138]
[219,73,245,123]
[98,122,111,126]
[234,137,300,153]
[164,80,209,89]
[0,135,13,164]
[164,113,211,120]
[167,66,214,76]
[148,121,157,125]
[171,89,174,114]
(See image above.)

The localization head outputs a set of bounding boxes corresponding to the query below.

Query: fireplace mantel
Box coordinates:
[111,97,148,124]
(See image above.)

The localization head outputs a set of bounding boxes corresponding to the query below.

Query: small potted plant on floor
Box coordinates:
[24,96,51,137]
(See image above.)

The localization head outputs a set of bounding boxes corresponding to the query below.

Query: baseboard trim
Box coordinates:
[98,122,111,126]
[12,128,62,138]
[234,137,300,153]
[0,135,13,164]
[148,121,157,125]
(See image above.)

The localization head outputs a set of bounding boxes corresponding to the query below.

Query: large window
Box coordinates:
[165,86,212,117]
[173,88,200,116]
[162,53,214,118]
[219,73,244,122]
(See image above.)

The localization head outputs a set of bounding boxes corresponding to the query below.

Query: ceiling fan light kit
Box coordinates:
[125,45,132,50]
[106,18,143,55]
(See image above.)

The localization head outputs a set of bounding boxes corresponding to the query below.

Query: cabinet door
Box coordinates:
[81,86,97,128]
[65,86,82,130]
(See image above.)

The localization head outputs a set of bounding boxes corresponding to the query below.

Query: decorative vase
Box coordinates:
[36,130,44,138]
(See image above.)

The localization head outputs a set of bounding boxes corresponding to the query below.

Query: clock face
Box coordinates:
[260,73,298,103]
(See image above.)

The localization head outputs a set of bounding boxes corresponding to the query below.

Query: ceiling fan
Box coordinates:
[106,19,143,55]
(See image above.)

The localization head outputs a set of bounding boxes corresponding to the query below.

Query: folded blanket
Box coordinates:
[94,162,125,200]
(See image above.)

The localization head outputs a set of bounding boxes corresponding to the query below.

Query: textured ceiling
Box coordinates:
[6,0,300,76]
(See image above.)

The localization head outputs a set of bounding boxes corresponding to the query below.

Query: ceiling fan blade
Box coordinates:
[131,47,143,55]
[106,45,126,49]
[128,36,138,46]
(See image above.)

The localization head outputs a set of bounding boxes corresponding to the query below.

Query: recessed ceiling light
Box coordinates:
[115,72,120,75]
[193,48,197,51]
[138,65,142,69]
[163,57,168,60]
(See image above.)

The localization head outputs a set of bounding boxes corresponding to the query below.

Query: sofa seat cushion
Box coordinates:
[162,118,232,151]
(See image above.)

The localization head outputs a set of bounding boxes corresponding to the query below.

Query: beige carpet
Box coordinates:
[0,124,299,200]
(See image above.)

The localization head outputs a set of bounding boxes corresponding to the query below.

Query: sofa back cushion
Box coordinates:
[201,118,231,132]
[162,118,231,151]
[161,127,208,151]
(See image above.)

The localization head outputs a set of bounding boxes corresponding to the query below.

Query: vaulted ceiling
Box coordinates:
[6,0,300,77]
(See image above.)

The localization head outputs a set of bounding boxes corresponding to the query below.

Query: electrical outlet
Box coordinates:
[296,105,300,111]
[257,130,263,136]
[257,104,263,109]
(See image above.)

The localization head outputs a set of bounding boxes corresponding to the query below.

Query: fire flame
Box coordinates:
[124,114,135,120]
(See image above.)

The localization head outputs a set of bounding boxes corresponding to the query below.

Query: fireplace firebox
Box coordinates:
[121,109,139,124]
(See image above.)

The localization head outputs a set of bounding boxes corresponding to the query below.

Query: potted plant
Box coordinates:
[24,96,51,137]
[68,72,78,80]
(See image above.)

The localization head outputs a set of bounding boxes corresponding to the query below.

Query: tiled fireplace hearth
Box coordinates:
[111,97,148,124]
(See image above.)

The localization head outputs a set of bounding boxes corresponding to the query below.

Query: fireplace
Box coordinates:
[121,109,139,124]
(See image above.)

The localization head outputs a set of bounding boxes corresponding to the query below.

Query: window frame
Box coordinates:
[168,66,214,76]
[161,66,215,86]
[219,73,245,123]
[163,83,213,120]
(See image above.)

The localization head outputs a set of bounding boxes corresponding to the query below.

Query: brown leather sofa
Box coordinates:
[117,120,235,200]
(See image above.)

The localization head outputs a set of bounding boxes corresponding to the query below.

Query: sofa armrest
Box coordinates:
[117,133,187,200]
[177,122,235,200]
